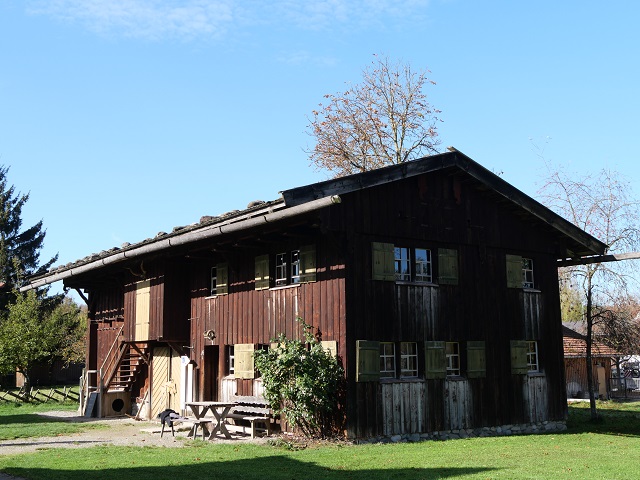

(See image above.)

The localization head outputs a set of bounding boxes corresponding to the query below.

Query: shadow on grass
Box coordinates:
[2,455,496,480]
[566,401,640,437]
[0,413,69,427]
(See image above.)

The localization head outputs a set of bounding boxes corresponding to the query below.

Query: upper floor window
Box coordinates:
[446,342,460,376]
[522,258,534,288]
[276,250,301,286]
[506,254,535,289]
[256,245,316,290]
[394,247,433,283]
[400,342,418,378]
[379,342,396,378]
[210,263,229,296]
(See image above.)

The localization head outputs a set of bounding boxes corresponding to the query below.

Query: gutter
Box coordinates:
[21,194,342,292]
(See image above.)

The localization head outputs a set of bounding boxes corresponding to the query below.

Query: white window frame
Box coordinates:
[527,341,539,372]
[446,342,461,376]
[522,258,534,288]
[400,342,418,378]
[210,266,217,296]
[395,247,411,281]
[415,248,433,283]
[379,342,396,378]
[275,252,288,286]
[290,250,301,284]
[227,345,235,375]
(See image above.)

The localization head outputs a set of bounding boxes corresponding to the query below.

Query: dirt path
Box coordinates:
[0,410,265,456]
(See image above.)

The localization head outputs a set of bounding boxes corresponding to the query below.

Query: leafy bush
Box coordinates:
[253,319,345,438]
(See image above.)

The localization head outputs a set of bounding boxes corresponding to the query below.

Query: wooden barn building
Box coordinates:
[563,325,619,399]
[21,148,607,439]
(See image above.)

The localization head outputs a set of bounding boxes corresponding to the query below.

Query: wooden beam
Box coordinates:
[558,251,640,267]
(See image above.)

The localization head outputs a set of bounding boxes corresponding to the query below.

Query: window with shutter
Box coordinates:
[467,341,486,378]
[234,343,255,379]
[506,254,523,288]
[299,244,317,283]
[425,341,446,379]
[372,242,395,281]
[438,248,459,285]
[356,340,381,382]
[510,340,529,374]
[216,263,229,295]
[255,255,270,290]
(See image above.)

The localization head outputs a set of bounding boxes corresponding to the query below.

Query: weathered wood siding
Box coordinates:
[341,171,568,437]
[188,235,347,401]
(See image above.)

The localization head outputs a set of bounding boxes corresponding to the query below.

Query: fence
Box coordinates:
[609,377,640,399]
[0,386,80,404]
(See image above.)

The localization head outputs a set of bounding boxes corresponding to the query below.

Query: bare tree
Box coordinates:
[307,55,441,177]
[540,165,640,420]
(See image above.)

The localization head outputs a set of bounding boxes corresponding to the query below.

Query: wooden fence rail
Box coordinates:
[0,386,79,404]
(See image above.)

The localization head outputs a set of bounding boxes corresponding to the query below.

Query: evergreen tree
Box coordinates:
[0,165,57,311]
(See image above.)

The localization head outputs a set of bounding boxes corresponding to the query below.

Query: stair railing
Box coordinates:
[99,324,126,392]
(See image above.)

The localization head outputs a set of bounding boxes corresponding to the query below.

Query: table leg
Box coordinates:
[209,406,233,439]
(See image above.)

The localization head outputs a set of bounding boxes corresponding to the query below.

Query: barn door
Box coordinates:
[135,280,151,341]
[150,347,182,418]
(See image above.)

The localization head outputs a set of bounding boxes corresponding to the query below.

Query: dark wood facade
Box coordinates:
[22,150,607,438]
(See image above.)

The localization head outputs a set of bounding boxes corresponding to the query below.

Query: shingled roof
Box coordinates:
[21,148,608,292]
[563,325,620,358]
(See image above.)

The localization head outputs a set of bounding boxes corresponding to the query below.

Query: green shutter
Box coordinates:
[506,254,523,288]
[255,254,270,290]
[467,341,486,378]
[234,343,255,379]
[510,340,528,374]
[372,242,395,281]
[356,340,380,382]
[216,263,229,295]
[438,248,459,285]
[299,244,317,283]
[425,341,446,379]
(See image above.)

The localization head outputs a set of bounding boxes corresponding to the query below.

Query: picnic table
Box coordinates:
[185,401,236,440]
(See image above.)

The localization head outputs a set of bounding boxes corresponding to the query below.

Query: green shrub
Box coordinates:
[253,319,345,438]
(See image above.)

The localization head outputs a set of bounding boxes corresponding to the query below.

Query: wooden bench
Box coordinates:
[225,395,273,439]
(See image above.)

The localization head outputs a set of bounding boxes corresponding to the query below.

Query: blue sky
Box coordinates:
[2,1,639,296]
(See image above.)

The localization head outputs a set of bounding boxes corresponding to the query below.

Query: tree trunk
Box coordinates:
[585,284,598,420]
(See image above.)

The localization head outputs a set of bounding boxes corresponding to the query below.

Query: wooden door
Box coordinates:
[135,280,151,341]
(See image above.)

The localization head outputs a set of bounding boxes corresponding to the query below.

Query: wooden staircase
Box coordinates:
[104,342,150,392]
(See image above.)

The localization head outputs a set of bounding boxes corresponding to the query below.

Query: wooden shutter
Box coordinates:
[216,263,229,295]
[299,244,317,283]
[510,340,528,374]
[506,254,523,288]
[234,343,255,379]
[425,341,446,379]
[356,340,380,382]
[255,254,270,290]
[372,242,395,281]
[438,248,459,285]
[467,341,486,378]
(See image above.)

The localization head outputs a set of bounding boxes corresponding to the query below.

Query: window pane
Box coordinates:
[275,253,287,286]
[380,342,396,378]
[522,258,534,288]
[415,248,432,282]
[446,342,460,376]
[210,266,217,296]
[400,342,418,377]
[395,247,411,281]
[527,340,539,372]
[291,250,301,284]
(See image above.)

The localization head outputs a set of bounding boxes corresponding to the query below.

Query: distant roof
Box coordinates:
[21,148,607,292]
[563,325,620,358]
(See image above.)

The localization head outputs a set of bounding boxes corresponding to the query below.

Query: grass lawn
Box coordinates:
[1,400,639,479]
[0,400,105,440]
